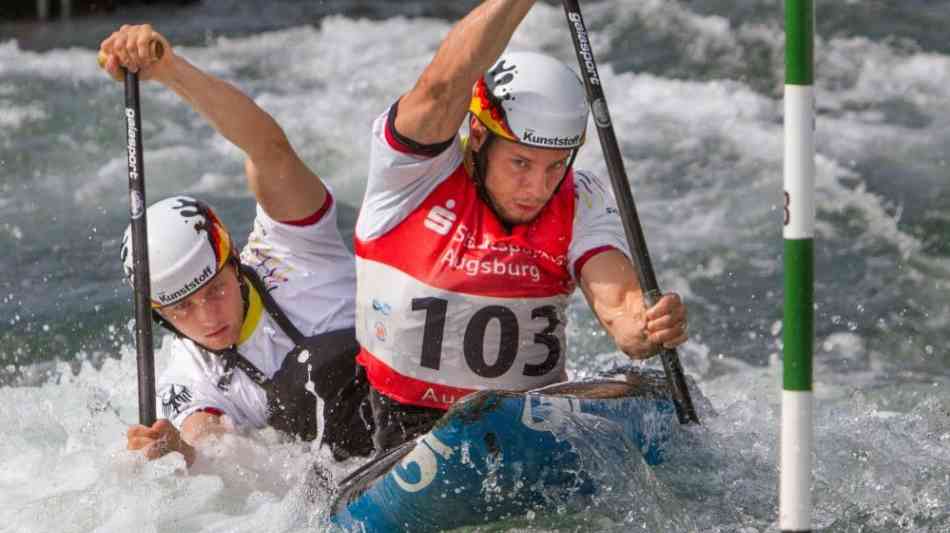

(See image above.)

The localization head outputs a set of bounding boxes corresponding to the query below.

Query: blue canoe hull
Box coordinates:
[331,368,678,532]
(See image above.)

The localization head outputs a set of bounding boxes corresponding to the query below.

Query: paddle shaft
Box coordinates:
[125,70,157,426]
[561,0,699,425]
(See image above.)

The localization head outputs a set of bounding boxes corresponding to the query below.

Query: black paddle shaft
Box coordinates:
[561,0,699,425]
[125,71,157,426]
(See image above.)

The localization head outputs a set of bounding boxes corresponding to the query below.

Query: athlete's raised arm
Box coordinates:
[394,0,537,145]
[99,24,326,221]
[578,250,688,359]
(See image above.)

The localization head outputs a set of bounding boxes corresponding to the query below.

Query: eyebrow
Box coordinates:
[165,300,190,312]
[511,150,569,163]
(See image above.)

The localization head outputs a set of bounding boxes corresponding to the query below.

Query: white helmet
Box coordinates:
[470,51,589,149]
[121,196,234,307]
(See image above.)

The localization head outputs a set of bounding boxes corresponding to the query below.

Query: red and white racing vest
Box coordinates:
[355,164,578,410]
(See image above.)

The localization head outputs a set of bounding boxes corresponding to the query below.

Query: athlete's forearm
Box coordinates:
[180,412,228,466]
[587,287,657,360]
[578,250,657,359]
[580,250,689,357]
[160,56,326,220]
[99,24,325,220]
[396,0,536,144]
[160,55,290,168]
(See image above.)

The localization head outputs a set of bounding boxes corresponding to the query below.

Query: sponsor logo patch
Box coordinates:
[592,98,611,128]
[372,299,392,315]
[374,321,388,342]
[125,108,140,180]
[567,12,601,86]
[129,190,144,219]
[156,264,215,305]
[424,200,457,236]
[522,129,582,148]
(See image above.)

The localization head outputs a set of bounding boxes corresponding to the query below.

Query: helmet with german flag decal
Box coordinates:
[121,196,235,307]
[470,51,589,150]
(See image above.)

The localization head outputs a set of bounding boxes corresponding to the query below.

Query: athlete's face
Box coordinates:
[471,119,573,226]
[157,264,244,351]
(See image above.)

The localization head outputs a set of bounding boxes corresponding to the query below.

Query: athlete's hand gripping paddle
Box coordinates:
[112,41,164,426]
[561,0,700,424]
[98,40,165,81]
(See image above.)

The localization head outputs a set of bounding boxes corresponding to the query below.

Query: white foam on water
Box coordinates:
[600,0,743,60]
[580,53,934,272]
[0,40,104,83]
[0,100,46,129]
[654,346,950,532]
[0,300,946,528]
[0,343,357,532]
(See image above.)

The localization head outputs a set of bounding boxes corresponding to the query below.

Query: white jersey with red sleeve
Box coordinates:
[155,191,357,430]
[354,107,630,410]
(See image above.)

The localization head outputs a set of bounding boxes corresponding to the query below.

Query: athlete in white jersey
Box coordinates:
[355,0,689,452]
[100,25,373,465]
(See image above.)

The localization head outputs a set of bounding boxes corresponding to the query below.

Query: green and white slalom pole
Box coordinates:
[781,1,815,532]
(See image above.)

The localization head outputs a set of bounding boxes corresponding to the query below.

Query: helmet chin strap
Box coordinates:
[235,257,249,314]
[471,132,513,232]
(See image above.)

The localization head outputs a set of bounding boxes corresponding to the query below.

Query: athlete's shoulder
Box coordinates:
[158,333,199,362]
[571,169,610,196]
[358,121,468,242]
[245,197,340,243]
[242,197,353,284]
[157,335,212,378]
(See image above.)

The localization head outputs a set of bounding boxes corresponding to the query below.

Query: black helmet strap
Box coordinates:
[471,131,513,232]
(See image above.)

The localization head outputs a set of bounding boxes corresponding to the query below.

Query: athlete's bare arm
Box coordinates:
[126,412,227,467]
[578,250,688,359]
[394,0,536,145]
[99,25,326,221]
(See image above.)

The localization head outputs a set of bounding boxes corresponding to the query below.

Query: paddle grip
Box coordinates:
[98,40,166,80]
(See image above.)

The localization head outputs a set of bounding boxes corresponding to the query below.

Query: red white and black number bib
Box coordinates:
[355,164,578,409]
